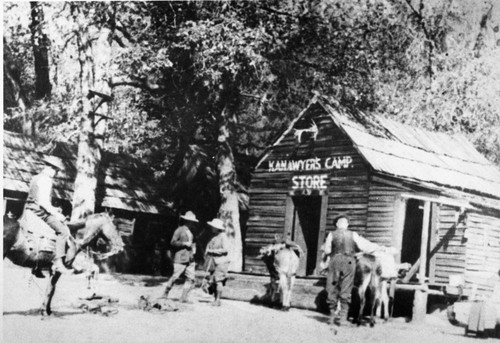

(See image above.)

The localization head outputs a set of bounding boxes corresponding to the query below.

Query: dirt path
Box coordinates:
[2,261,494,343]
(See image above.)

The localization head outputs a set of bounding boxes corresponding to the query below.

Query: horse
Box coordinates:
[259,241,302,311]
[3,211,124,315]
[354,253,382,327]
[354,251,411,326]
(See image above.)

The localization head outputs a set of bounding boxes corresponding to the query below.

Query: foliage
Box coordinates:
[3,0,500,181]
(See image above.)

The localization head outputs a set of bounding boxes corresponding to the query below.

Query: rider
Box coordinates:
[24,155,73,275]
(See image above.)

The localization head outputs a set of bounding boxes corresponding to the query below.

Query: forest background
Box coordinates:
[3,0,500,271]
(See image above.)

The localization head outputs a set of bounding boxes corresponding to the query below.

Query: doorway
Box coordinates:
[400,198,432,280]
[286,196,322,276]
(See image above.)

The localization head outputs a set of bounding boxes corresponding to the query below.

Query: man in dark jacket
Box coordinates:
[324,216,385,326]
[162,211,198,303]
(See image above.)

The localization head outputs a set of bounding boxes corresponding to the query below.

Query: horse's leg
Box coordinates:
[284,276,290,309]
[278,273,287,310]
[380,280,389,321]
[270,277,277,305]
[287,275,295,310]
[41,271,61,316]
[370,289,379,327]
[357,275,370,325]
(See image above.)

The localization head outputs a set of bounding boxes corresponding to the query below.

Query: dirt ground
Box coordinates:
[2,260,496,343]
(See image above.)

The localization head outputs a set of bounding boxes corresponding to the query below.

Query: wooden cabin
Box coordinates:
[245,94,500,303]
[3,130,176,275]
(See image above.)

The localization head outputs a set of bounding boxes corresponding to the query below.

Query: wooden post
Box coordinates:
[413,287,428,323]
[413,200,430,322]
[314,195,329,275]
[283,196,295,239]
[391,196,407,264]
[419,201,430,282]
[428,203,440,283]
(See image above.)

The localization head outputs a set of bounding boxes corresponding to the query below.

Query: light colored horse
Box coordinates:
[259,241,302,311]
[3,212,124,315]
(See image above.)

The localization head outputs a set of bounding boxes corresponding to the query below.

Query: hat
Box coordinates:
[207,218,225,231]
[180,211,198,223]
[42,155,65,171]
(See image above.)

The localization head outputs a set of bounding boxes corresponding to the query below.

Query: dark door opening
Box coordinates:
[290,196,321,276]
[400,199,432,281]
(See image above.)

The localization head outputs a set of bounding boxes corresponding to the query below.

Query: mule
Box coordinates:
[3,212,124,315]
[259,242,302,311]
[354,251,411,326]
[354,253,382,327]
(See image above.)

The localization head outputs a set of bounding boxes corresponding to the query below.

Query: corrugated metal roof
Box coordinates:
[3,131,171,214]
[317,96,500,199]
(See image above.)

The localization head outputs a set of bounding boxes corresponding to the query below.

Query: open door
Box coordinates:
[396,198,435,283]
[284,195,327,276]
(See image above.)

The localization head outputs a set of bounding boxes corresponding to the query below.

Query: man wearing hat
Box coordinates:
[204,218,230,306]
[24,155,72,275]
[162,211,199,302]
[323,215,386,327]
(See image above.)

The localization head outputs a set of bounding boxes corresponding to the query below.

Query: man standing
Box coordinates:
[24,156,72,275]
[162,211,198,303]
[324,216,385,326]
[204,218,230,307]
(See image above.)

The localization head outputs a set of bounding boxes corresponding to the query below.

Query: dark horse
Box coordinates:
[354,253,382,327]
[3,212,124,315]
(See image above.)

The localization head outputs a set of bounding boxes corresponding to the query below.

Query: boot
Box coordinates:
[52,257,73,274]
[212,285,222,307]
[31,267,45,278]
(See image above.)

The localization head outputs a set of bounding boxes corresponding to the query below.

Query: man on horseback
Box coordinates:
[24,156,73,275]
[323,216,384,327]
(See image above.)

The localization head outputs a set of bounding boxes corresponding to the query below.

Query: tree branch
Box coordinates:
[404,0,434,86]
[108,77,163,91]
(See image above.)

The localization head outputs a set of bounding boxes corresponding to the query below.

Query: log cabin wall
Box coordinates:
[464,211,500,296]
[432,205,467,286]
[365,182,402,247]
[245,103,370,274]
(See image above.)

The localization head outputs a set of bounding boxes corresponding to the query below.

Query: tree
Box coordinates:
[29,1,51,100]
[4,0,499,271]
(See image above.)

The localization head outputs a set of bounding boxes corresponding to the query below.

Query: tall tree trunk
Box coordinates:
[70,4,108,221]
[216,109,242,272]
[30,1,51,100]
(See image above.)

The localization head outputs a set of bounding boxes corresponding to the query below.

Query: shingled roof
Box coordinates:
[3,130,171,214]
[266,94,500,201]
[317,95,500,200]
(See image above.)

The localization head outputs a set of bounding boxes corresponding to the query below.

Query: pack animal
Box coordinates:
[259,242,302,311]
[354,253,382,327]
[355,251,411,326]
[3,212,124,315]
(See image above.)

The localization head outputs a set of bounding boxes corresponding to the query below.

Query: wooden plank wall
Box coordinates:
[245,173,289,273]
[244,103,370,273]
[326,172,369,235]
[433,205,467,285]
[365,183,401,247]
[464,212,500,296]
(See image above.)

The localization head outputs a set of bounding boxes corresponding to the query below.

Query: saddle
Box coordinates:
[18,211,57,253]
